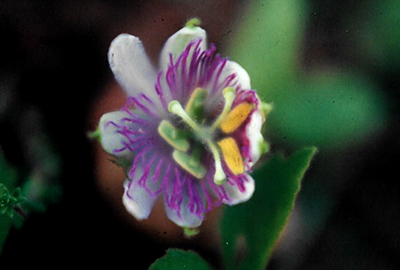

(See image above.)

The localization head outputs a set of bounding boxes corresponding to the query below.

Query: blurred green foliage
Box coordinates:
[0,149,18,254]
[271,72,387,148]
[0,185,26,217]
[149,249,212,270]
[229,0,388,150]
[0,110,62,255]
[220,147,316,270]
[147,149,315,270]
[357,0,400,71]
[228,0,306,100]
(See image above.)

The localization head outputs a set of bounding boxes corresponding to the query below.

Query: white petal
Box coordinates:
[159,26,207,72]
[99,111,131,157]
[222,174,255,206]
[108,34,157,97]
[223,60,251,90]
[164,198,203,228]
[123,180,157,220]
[246,110,264,166]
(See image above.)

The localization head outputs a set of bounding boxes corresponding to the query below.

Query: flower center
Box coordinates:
[158,87,248,185]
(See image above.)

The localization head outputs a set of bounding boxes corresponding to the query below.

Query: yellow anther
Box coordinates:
[220,102,253,134]
[217,137,244,175]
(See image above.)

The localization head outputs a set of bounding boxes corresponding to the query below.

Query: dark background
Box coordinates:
[1,0,399,269]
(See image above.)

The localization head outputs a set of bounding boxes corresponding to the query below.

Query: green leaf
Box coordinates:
[149,249,212,270]
[270,72,388,149]
[220,147,317,270]
[0,149,18,255]
[355,0,400,71]
[227,0,307,100]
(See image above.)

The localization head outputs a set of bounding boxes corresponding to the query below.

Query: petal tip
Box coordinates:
[223,174,255,206]
[122,192,149,220]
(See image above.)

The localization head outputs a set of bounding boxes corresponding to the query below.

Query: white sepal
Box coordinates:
[108,34,157,97]
[159,26,207,72]
[246,110,264,166]
[222,174,255,206]
[99,111,131,157]
[123,180,157,220]
[164,197,203,228]
[222,60,251,90]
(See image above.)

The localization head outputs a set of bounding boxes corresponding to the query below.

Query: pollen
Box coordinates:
[217,137,244,175]
[220,102,253,134]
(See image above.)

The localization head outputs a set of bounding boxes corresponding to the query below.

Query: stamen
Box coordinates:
[185,88,207,122]
[206,139,226,185]
[220,102,253,134]
[210,87,236,131]
[217,137,244,175]
[158,120,190,152]
[169,100,202,133]
[172,150,206,179]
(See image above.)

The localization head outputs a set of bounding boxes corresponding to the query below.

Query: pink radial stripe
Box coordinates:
[138,155,156,187]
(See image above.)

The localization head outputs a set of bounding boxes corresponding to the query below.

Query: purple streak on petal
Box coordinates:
[179,46,189,92]
[216,73,237,93]
[113,146,127,154]
[151,158,164,183]
[126,97,157,117]
[188,40,202,88]
[211,56,228,93]
[143,157,164,197]
[187,179,205,218]
[119,126,142,136]
[154,162,172,197]
[138,93,154,105]
[225,172,247,194]
[138,155,156,187]
[172,166,184,217]
[200,179,213,212]
[155,72,169,110]
[120,109,151,125]
[206,174,228,207]
[128,146,152,179]
[187,178,197,214]
[164,166,187,218]
[104,120,120,129]
[113,141,133,154]
[163,38,239,105]
[234,176,246,193]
